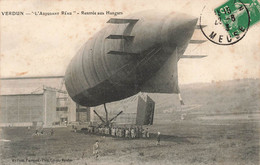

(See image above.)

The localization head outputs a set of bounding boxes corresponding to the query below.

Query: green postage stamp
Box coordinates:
[214,0,260,38]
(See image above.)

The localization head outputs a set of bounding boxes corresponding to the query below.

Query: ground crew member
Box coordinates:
[139,126,143,138]
[119,127,122,137]
[122,127,125,137]
[125,128,129,138]
[146,128,150,138]
[111,127,115,136]
[115,127,118,137]
[93,140,99,159]
[131,127,135,138]
[113,127,116,136]
[118,127,121,137]
[136,126,140,138]
[142,128,146,138]
[156,132,161,145]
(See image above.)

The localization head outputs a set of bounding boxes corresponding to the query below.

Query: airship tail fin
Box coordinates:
[189,40,207,44]
[107,51,139,56]
[106,35,134,40]
[140,52,179,93]
[195,25,207,29]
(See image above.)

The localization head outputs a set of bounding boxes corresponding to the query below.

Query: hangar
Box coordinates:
[0,78,76,127]
[0,78,155,127]
[0,89,55,127]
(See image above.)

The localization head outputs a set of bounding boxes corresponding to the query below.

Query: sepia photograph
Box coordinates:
[0,0,260,164]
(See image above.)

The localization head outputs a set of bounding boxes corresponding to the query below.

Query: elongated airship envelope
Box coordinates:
[65,10,198,107]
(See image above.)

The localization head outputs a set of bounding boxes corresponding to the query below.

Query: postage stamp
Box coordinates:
[215,0,260,38]
[200,0,260,45]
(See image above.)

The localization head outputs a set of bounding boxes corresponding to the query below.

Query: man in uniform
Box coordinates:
[131,127,135,139]
[93,140,99,159]
[156,132,161,145]
[146,128,150,138]
[125,127,129,138]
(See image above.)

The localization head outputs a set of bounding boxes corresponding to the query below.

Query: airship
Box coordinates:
[64,10,206,107]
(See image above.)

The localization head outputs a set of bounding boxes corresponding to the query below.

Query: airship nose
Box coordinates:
[161,13,198,51]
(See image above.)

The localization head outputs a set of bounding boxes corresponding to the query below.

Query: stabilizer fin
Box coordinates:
[107,51,139,56]
[195,25,207,29]
[189,40,207,44]
[106,35,134,40]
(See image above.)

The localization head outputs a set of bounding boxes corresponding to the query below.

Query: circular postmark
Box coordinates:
[200,0,250,45]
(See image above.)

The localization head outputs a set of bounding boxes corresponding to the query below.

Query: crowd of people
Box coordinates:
[86,125,150,139]
[90,130,161,159]
[32,128,54,136]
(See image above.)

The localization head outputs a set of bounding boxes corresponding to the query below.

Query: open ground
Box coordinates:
[0,79,259,165]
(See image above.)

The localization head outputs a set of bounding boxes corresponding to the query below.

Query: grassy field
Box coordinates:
[0,79,259,165]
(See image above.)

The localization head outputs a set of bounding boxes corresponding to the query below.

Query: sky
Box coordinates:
[0,0,259,85]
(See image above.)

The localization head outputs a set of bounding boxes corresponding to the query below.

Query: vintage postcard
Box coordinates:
[0,0,259,164]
